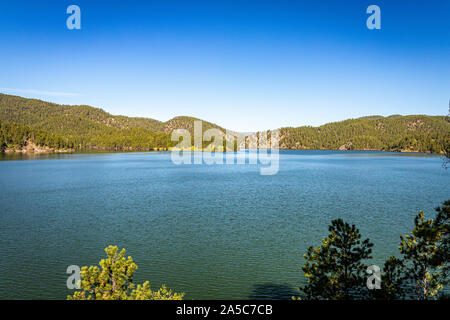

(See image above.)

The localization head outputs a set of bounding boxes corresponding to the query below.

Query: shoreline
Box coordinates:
[0,148,442,156]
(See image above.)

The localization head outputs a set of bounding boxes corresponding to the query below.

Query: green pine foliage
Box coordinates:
[397,201,449,299]
[299,201,450,300]
[67,246,184,300]
[375,203,449,300]
[374,256,405,300]
[300,219,374,300]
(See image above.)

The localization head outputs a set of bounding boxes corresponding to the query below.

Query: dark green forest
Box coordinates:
[0,118,174,152]
[278,115,450,153]
[1,93,449,153]
[0,94,228,151]
[0,121,74,152]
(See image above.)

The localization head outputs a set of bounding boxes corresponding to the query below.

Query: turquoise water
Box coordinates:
[0,150,448,299]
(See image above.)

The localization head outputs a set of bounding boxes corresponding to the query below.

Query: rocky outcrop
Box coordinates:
[338,142,353,150]
[4,141,73,154]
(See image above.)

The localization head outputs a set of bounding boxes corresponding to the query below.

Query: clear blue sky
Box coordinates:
[0,0,449,132]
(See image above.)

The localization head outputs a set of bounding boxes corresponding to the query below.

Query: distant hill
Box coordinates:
[0,93,238,151]
[357,115,384,120]
[0,93,230,135]
[0,93,448,153]
[276,115,449,153]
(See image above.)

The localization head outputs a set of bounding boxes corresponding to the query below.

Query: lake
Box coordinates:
[0,150,448,299]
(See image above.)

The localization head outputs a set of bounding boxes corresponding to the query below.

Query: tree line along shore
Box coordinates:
[1,93,449,154]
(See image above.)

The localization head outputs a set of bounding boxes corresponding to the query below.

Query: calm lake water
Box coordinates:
[0,150,448,299]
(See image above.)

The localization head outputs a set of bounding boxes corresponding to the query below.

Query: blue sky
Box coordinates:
[0,0,449,132]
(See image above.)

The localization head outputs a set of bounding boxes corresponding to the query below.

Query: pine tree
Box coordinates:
[300,219,373,300]
[67,246,184,300]
[399,209,447,299]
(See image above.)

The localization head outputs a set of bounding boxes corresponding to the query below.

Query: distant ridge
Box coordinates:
[357,115,384,120]
[275,114,449,153]
[0,93,241,151]
[0,93,449,154]
[0,93,229,136]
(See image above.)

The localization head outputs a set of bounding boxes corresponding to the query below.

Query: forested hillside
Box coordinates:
[278,115,450,153]
[0,93,448,153]
[0,94,234,151]
[0,120,74,152]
